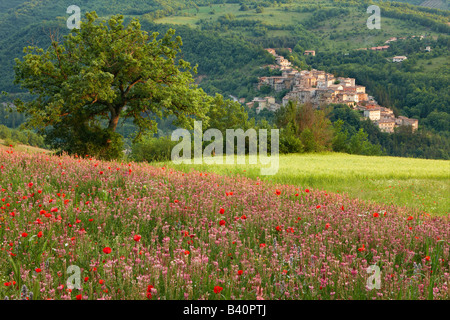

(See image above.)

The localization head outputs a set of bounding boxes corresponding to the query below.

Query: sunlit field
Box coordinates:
[156,153,450,216]
[1,146,449,300]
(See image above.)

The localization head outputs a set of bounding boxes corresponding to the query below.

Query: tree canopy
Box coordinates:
[13,11,211,159]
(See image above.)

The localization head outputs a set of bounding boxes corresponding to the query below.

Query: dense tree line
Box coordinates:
[328,104,449,159]
[0,124,46,148]
[0,103,26,128]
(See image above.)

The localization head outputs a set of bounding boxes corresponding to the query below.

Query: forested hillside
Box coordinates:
[0,0,449,159]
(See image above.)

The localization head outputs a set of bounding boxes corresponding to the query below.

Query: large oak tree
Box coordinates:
[14,12,211,159]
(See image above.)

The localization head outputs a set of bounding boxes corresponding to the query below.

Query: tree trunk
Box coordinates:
[106,108,121,146]
[108,112,120,132]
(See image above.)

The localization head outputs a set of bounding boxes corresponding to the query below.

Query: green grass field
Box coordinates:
[155,153,450,216]
[417,55,450,72]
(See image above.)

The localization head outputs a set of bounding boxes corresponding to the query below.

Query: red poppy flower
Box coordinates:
[260,243,266,248]
[103,247,112,254]
[213,286,223,294]
[84,277,89,282]
[341,205,344,211]
[184,250,190,255]
[316,205,321,209]
[358,244,365,252]
[76,294,82,300]
[134,235,141,242]
[50,207,58,213]
[241,215,247,220]
[275,189,281,195]
[275,226,282,232]
[305,189,310,193]
[28,182,33,188]
[325,223,331,230]
[146,286,154,299]
[219,220,226,226]
[373,212,379,218]
[21,232,28,238]
[237,270,243,275]
[219,208,225,214]
[35,268,42,273]
[425,256,430,261]
[99,279,104,285]
[407,216,413,221]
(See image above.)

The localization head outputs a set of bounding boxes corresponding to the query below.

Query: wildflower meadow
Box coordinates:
[0,145,449,300]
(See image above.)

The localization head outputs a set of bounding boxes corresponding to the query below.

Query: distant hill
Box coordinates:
[0,0,448,155]
[1,0,449,94]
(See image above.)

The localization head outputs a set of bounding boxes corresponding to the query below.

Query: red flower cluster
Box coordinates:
[147,285,154,299]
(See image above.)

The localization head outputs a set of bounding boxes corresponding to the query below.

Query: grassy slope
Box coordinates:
[155,153,450,216]
[0,140,49,154]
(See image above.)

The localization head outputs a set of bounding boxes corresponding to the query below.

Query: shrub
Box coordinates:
[131,135,179,163]
[279,125,303,154]
[2,138,15,147]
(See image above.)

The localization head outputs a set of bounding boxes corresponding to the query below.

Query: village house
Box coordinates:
[393,56,407,62]
[385,37,397,44]
[304,50,316,56]
[265,48,276,56]
[376,118,396,133]
[337,77,356,87]
[247,97,279,114]
[276,56,291,67]
[369,45,390,51]
[396,116,419,131]
[425,46,431,52]
[379,106,394,118]
[363,108,381,121]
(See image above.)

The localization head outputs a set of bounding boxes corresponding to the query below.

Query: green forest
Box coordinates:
[0,0,448,160]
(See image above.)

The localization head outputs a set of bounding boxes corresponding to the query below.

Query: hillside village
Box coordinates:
[245,48,419,133]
